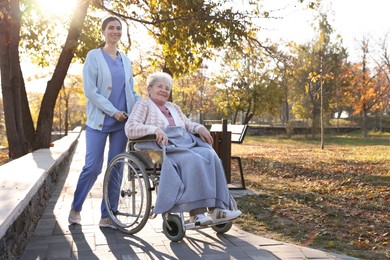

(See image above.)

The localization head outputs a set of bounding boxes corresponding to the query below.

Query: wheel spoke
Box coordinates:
[103,153,152,234]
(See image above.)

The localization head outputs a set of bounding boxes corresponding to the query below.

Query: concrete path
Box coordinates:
[21,132,360,260]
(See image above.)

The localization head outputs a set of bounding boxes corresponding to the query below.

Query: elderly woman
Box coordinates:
[125,72,241,225]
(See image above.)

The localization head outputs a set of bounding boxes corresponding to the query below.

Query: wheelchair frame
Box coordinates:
[102,135,235,242]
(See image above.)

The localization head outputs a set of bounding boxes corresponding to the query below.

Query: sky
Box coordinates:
[260,0,390,62]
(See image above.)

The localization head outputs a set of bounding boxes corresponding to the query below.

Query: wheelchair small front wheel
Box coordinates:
[162,215,185,242]
[211,221,233,233]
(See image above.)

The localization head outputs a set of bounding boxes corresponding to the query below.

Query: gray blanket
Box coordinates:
[137,126,231,214]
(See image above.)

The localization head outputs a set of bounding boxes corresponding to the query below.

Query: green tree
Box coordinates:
[1,0,313,159]
[96,0,262,75]
[289,13,347,137]
[0,0,89,158]
[173,68,218,124]
[274,51,294,125]
[266,46,300,137]
[0,0,259,159]
[213,45,282,124]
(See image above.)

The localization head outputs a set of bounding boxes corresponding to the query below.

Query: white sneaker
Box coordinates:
[189,213,213,226]
[68,209,81,225]
[209,208,242,224]
[99,217,117,230]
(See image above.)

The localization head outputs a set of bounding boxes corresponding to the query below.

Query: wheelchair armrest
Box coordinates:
[128,135,157,150]
[129,134,157,142]
[127,134,165,153]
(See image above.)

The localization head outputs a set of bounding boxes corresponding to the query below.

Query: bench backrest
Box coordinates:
[209,124,248,144]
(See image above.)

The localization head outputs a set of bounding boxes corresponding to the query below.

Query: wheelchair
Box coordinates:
[102,135,237,242]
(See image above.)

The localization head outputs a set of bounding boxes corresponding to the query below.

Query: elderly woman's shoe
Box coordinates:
[209,208,242,224]
[189,213,213,226]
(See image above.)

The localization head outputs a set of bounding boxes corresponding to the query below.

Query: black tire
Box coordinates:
[162,215,185,242]
[211,221,233,233]
[103,153,151,234]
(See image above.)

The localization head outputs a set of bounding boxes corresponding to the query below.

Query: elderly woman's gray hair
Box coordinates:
[146,72,173,89]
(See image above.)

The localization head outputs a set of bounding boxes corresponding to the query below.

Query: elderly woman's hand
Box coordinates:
[155,128,168,146]
[198,127,213,145]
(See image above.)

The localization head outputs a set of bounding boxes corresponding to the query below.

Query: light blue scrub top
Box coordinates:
[101,49,126,132]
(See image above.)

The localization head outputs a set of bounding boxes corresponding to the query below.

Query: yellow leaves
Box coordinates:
[305,83,310,93]
[308,71,319,83]
[308,71,334,83]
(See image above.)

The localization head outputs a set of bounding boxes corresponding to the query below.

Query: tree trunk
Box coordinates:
[283,99,292,138]
[243,108,253,125]
[361,108,368,138]
[232,108,239,124]
[0,0,35,159]
[283,100,289,125]
[64,96,69,136]
[0,0,89,157]
[34,0,90,149]
[311,107,320,138]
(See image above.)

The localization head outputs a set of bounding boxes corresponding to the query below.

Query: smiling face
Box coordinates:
[101,20,122,45]
[148,79,171,106]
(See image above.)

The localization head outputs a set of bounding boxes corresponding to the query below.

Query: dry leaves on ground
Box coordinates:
[230,137,389,260]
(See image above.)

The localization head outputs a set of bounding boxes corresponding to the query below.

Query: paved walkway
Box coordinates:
[21,132,360,260]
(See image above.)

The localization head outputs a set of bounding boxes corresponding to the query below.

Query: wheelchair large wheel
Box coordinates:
[103,152,151,234]
[211,221,233,233]
[162,215,185,242]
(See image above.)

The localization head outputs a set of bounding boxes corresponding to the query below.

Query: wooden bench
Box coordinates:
[210,123,248,189]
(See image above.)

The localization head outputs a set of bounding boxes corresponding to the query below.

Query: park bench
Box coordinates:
[210,121,248,189]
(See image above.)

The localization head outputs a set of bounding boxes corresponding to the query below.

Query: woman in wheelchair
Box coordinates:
[124,72,241,226]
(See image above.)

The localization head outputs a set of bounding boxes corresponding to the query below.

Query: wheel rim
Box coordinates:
[103,153,151,234]
[166,221,179,236]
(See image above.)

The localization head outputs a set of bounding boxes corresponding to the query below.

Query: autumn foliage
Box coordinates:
[232,136,389,259]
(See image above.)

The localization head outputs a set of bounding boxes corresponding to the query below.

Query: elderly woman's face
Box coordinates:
[149,80,171,105]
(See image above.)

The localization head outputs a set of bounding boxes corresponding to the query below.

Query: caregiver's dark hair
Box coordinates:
[101,16,121,31]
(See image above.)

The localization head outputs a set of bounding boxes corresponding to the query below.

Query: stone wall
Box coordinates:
[0,130,80,259]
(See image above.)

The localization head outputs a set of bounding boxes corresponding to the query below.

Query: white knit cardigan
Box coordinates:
[125,99,206,139]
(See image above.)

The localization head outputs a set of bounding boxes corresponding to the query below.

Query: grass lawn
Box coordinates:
[231,134,389,260]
